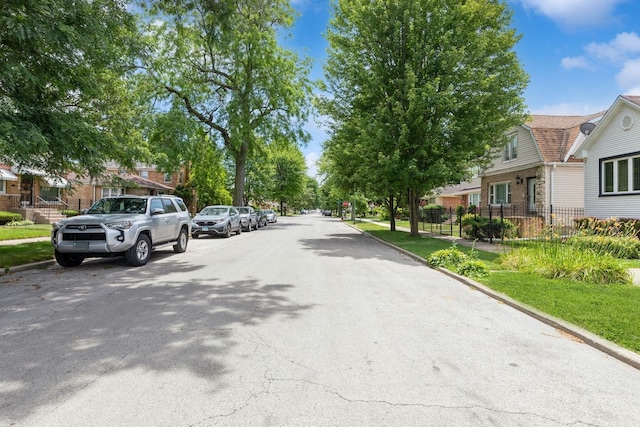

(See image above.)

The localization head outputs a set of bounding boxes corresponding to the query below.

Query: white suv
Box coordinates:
[51,195,191,267]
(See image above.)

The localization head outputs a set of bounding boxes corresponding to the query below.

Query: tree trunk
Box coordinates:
[387,194,396,231]
[408,188,420,237]
[232,142,249,206]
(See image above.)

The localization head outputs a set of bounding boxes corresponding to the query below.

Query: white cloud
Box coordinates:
[586,32,640,64]
[561,56,590,70]
[529,102,609,116]
[513,0,625,28]
[617,58,640,93]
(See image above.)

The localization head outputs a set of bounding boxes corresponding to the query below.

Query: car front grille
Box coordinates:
[196,220,219,226]
[62,232,107,241]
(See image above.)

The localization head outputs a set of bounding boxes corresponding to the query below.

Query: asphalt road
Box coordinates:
[2,214,640,426]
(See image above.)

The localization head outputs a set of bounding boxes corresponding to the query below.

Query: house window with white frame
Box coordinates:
[0,180,6,195]
[602,153,640,194]
[489,182,511,205]
[101,187,123,197]
[139,170,149,179]
[468,192,480,206]
[164,173,171,183]
[503,134,517,162]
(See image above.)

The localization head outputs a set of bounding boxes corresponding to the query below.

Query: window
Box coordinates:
[468,193,480,206]
[0,180,5,194]
[601,153,640,194]
[161,198,177,213]
[102,187,123,198]
[489,182,511,205]
[139,170,149,179]
[503,134,517,161]
[164,173,172,183]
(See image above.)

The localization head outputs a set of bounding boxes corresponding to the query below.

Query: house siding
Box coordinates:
[583,104,640,219]
[543,165,584,208]
[483,127,542,175]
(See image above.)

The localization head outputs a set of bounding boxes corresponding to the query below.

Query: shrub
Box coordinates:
[428,248,468,268]
[421,204,446,223]
[455,260,490,278]
[6,219,35,226]
[460,214,516,240]
[467,204,477,215]
[499,244,630,285]
[574,217,640,238]
[455,205,466,224]
[567,234,640,259]
[0,211,22,225]
[61,209,79,217]
[428,246,490,279]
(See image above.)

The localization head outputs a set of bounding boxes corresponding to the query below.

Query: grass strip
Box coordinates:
[0,241,54,271]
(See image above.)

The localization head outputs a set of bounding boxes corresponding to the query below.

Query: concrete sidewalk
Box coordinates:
[0,236,50,246]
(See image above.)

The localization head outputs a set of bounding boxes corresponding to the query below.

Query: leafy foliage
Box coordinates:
[499,245,630,285]
[0,212,22,225]
[0,0,149,177]
[428,246,490,278]
[320,0,528,235]
[139,0,313,205]
[567,235,640,259]
[461,214,516,240]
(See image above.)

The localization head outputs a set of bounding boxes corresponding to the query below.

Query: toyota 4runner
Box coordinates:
[51,195,191,267]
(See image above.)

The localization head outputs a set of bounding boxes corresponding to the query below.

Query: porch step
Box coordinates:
[32,209,67,225]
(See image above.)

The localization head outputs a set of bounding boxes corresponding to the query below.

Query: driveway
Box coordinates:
[1,214,640,426]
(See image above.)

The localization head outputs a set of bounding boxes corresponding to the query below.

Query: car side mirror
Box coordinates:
[151,208,165,215]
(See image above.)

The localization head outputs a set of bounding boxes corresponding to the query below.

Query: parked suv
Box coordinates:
[51,195,191,267]
[236,206,257,232]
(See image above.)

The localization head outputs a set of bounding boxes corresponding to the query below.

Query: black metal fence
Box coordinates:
[420,205,586,242]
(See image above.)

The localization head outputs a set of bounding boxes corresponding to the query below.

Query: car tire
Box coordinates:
[173,228,188,253]
[246,223,251,232]
[54,250,84,268]
[192,233,199,239]
[125,234,151,266]
[224,225,232,238]
[236,224,242,235]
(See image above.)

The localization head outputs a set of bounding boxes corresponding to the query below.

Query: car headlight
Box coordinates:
[106,220,133,230]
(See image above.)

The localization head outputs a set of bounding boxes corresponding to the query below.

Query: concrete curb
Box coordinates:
[349,222,640,371]
[1,259,56,277]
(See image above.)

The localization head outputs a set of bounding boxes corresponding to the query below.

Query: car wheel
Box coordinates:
[54,250,84,267]
[125,234,151,266]
[246,223,252,232]
[192,233,199,239]
[236,224,242,235]
[224,225,232,238]
[173,228,188,253]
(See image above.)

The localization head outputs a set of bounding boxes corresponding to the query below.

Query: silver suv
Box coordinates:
[51,195,191,267]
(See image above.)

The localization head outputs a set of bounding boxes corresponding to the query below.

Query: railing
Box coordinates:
[420,204,586,242]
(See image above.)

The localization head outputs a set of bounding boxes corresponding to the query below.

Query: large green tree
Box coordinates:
[268,141,307,215]
[140,0,313,206]
[0,0,149,178]
[321,0,528,235]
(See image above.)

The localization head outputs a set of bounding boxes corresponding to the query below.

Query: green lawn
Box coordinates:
[356,222,640,354]
[0,224,51,240]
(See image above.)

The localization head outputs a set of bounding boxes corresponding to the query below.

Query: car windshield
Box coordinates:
[200,207,228,216]
[86,198,147,214]
[264,210,273,214]
[237,207,250,214]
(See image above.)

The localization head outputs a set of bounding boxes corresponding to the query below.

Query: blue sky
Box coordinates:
[286,0,640,177]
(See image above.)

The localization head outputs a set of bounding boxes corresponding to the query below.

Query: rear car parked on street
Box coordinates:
[191,205,241,238]
[263,209,277,223]
[236,206,258,232]
[51,195,191,267]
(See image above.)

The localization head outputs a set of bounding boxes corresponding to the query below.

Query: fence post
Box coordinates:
[488,205,493,244]
[500,204,505,242]
[449,207,453,237]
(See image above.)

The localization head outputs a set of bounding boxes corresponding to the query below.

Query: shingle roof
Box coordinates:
[525,111,606,163]
[622,95,640,106]
[66,171,174,191]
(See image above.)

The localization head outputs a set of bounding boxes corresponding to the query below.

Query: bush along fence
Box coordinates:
[420,204,586,243]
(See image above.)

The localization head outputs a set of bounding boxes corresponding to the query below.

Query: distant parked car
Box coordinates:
[191,205,241,238]
[263,209,277,223]
[236,206,258,231]
[322,210,332,216]
[254,209,268,228]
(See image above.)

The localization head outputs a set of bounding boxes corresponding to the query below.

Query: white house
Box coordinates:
[575,95,640,219]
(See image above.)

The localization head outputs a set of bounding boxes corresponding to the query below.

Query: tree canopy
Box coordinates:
[0,0,149,178]
[321,0,529,234]
[139,0,314,206]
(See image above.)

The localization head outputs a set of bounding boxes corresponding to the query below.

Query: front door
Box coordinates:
[527,178,537,212]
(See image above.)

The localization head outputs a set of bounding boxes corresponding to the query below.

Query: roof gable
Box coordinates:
[576,95,640,156]
[525,112,606,163]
